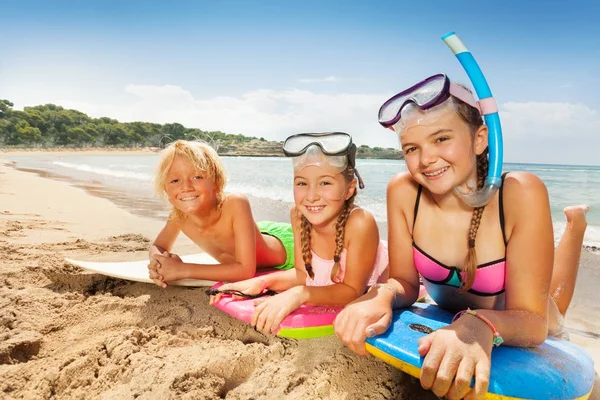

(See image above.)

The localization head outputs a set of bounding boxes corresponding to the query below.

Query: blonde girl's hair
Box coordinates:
[154,140,227,221]
[453,92,488,291]
[299,165,357,281]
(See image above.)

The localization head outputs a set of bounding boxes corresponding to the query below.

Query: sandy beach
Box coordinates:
[1,152,599,400]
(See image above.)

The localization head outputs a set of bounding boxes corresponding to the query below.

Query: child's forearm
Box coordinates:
[261,269,306,291]
[298,284,362,307]
[149,244,169,258]
[180,262,256,282]
[466,309,547,347]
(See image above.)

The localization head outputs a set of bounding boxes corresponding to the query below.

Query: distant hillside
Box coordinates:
[0,99,403,160]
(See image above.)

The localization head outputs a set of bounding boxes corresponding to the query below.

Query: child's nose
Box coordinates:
[420,147,438,166]
[306,185,320,201]
[183,178,194,190]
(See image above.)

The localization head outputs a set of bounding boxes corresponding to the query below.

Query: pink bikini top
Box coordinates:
[413,173,508,297]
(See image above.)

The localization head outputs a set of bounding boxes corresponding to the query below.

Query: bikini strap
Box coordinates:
[499,172,509,246]
[413,184,423,230]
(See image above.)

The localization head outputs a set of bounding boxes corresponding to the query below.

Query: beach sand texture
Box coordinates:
[1,155,599,400]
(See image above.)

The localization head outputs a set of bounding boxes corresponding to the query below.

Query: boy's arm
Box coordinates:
[166,194,258,282]
[149,218,181,258]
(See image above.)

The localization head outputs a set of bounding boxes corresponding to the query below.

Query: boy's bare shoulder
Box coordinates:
[221,193,251,209]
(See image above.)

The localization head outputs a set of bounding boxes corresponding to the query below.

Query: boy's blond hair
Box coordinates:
[155,140,227,219]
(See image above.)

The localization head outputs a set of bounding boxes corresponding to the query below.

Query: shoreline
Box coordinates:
[1,147,405,160]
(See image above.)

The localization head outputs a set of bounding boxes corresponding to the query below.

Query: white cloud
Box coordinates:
[501,101,600,138]
[298,76,341,83]
[124,84,195,103]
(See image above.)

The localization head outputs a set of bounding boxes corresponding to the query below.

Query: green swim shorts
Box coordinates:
[256,221,295,270]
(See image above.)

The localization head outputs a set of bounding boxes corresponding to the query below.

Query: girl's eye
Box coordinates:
[169,179,179,184]
[295,181,307,186]
[319,181,333,186]
[193,175,204,180]
[436,136,449,143]
[404,147,417,154]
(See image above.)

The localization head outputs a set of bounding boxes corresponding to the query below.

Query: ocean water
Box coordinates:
[6,154,600,248]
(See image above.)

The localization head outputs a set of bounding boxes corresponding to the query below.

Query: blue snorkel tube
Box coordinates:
[442,32,503,207]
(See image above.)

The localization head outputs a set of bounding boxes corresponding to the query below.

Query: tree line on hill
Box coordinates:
[0,99,403,159]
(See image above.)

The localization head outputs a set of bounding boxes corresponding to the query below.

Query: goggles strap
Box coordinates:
[477,97,498,115]
[448,82,480,111]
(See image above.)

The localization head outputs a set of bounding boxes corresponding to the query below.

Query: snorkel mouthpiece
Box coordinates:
[455,176,503,208]
[442,32,503,207]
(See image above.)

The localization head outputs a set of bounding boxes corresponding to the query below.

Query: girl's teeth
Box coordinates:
[424,167,447,177]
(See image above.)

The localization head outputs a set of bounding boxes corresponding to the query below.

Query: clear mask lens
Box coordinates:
[379,75,446,124]
[284,132,352,155]
[393,97,458,136]
[291,145,348,172]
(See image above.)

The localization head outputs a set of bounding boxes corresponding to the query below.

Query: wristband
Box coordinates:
[453,308,504,347]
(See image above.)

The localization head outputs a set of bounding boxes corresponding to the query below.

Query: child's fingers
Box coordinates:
[148,269,160,279]
[151,277,167,288]
[418,331,435,356]
[210,292,223,304]
[253,297,269,306]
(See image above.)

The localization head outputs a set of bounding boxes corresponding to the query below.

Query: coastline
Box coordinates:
[1,146,405,160]
[1,153,598,399]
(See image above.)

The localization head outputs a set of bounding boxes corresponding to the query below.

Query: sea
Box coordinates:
[5,154,600,248]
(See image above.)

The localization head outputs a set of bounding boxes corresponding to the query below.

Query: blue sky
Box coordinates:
[1,0,599,164]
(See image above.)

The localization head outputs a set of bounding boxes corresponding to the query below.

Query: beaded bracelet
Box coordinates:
[453,308,504,347]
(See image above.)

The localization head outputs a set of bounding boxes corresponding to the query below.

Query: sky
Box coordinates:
[1,0,599,165]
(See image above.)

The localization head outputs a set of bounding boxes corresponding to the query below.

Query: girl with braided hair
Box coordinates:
[210,132,389,335]
[334,75,589,399]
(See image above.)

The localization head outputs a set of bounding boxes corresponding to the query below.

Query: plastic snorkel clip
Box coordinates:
[442,32,504,207]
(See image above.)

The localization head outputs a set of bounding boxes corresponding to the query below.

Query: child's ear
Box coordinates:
[345,179,357,200]
[474,124,488,155]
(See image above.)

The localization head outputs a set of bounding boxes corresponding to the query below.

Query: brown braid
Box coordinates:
[300,214,315,279]
[461,149,489,290]
[454,95,489,291]
[330,194,356,282]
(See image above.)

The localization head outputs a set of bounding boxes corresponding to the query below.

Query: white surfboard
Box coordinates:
[65,253,219,286]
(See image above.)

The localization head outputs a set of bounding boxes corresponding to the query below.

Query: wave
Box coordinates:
[53,161,153,181]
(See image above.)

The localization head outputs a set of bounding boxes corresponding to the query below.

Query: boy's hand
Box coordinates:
[148,250,170,288]
[149,252,184,286]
